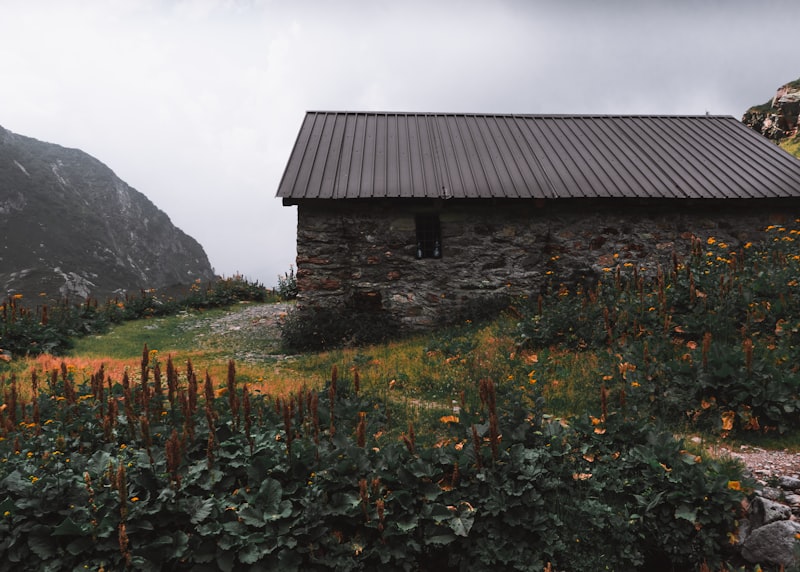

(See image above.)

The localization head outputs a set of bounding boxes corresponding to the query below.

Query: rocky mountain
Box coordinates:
[742,77,800,158]
[0,125,216,301]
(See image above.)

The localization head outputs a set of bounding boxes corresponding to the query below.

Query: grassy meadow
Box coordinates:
[3,221,800,570]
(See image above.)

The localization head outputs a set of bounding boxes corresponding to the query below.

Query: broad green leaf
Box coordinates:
[238,505,266,528]
[238,541,270,564]
[1,470,28,494]
[28,529,57,559]
[65,536,94,556]
[189,496,216,524]
[675,504,697,523]
[217,549,236,572]
[257,478,283,514]
[449,513,475,537]
[267,500,293,521]
[424,532,457,546]
[52,516,88,536]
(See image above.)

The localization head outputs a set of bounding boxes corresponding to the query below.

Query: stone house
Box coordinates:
[277,112,800,329]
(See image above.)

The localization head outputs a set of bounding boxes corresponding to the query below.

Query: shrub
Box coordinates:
[281,306,401,352]
[277,266,298,300]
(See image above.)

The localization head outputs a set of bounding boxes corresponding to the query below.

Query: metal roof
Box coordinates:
[276,112,800,202]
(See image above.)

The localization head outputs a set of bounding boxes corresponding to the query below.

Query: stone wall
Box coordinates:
[294,199,798,329]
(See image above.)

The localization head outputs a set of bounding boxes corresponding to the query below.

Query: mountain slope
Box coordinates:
[0,125,216,300]
[742,77,800,159]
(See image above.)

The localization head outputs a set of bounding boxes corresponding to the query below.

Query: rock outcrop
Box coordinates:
[0,125,216,301]
[742,78,800,157]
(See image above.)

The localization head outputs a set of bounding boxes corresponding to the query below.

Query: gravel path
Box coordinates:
[716,444,800,482]
[179,302,293,363]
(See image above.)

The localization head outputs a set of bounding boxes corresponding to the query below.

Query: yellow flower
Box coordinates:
[706,237,716,245]
[727,480,741,491]
[439,415,460,424]
[2,511,9,518]
[130,497,140,502]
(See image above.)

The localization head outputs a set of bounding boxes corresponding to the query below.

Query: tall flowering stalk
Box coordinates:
[471,424,483,470]
[702,332,712,370]
[227,360,238,429]
[329,365,338,437]
[743,338,753,374]
[243,383,254,454]
[166,354,177,411]
[356,411,366,448]
[403,422,416,455]
[165,429,182,488]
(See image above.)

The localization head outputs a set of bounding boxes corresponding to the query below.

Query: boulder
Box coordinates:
[749,496,793,529]
[741,520,800,567]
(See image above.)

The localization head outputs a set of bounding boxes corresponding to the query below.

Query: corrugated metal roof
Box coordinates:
[276,112,800,202]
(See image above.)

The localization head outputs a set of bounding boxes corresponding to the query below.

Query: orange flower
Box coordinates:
[721,411,735,431]
[727,481,741,491]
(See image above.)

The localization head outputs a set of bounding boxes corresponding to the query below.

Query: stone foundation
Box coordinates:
[293,199,798,329]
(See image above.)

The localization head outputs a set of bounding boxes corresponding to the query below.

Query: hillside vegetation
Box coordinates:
[2,221,800,570]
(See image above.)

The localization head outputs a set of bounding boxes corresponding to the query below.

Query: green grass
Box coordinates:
[70,310,215,358]
[780,136,800,159]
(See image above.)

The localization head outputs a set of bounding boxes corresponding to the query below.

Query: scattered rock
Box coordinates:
[741,520,800,568]
[749,497,792,529]
[778,476,800,491]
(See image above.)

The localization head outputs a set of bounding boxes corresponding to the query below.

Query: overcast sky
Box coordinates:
[1,0,797,287]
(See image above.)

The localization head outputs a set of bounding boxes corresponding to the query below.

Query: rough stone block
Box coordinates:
[742,520,800,567]
[750,496,792,529]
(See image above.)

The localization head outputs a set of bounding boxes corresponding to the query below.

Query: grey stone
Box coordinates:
[778,476,800,491]
[758,487,784,501]
[750,496,792,529]
[742,520,800,567]
[785,493,800,506]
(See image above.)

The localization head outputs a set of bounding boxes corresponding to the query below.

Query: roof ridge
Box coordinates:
[305,111,735,120]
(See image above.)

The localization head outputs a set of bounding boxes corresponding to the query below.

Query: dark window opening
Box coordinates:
[415,214,441,259]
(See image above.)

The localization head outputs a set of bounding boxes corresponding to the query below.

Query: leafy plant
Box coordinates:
[277,266,298,300]
[0,355,752,571]
[517,222,800,438]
